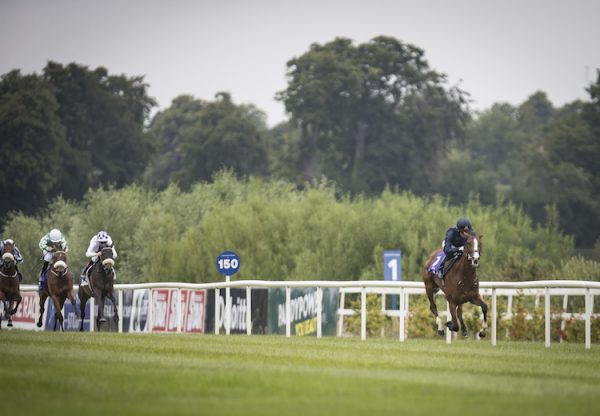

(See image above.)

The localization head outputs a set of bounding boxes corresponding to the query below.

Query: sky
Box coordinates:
[1,0,599,127]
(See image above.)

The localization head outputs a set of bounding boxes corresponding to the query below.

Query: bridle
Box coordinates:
[466,235,481,268]
[0,251,17,278]
[51,251,69,278]
[99,247,115,272]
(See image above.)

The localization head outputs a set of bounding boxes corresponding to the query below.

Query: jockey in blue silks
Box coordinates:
[431,217,474,281]
[0,239,24,282]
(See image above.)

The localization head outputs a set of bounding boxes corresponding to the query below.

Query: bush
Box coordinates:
[345,294,387,337]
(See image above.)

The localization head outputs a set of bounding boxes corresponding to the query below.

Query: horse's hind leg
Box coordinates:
[471,296,488,338]
[424,273,444,336]
[457,305,468,337]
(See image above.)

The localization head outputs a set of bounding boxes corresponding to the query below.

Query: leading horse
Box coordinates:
[78,247,118,331]
[36,251,77,331]
[0,241,22,329]
[423,232,488,338]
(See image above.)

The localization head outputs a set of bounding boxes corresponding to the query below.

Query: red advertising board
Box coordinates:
[151,289,206,333]
[182,289,205,333]
[4,291,39,330]
[12,291,37,324]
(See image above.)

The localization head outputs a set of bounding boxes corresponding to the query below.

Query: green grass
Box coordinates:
[1,331,599,416]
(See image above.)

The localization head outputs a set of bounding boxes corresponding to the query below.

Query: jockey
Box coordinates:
[38,228,68,290]
[80,230,117,286]
[0,239,24,282]
[436,217,474,280]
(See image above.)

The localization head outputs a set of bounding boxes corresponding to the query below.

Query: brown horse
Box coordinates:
[423,232,488,338]
[78,247,118,331]
[0,241,22,329]
[37,251,77,331]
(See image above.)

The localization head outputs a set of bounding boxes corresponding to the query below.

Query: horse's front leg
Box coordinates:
[446,300,459,332]
[10,295,22,315]
[106,292,119,324]
[67,288,78,319]
[457,305,468,337]
[79,290,89,332]
[424,273,444,336]
[50,295,64,332]
[95,289,106,328]
[471,296,488,338]
[37,291,48,328]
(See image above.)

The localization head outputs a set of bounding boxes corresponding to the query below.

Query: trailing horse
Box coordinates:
[422,232,488,338]
[78,246,118,331]
[0,241,22,329]
[36,251,77,331]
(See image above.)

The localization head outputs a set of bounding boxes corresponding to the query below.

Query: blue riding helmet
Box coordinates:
[456,217,472,231]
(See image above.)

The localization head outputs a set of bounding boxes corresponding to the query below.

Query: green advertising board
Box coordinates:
[267,287,339,336]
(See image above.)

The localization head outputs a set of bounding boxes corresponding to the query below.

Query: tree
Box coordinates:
[0,70,65,216]
[277,36,469,194]
[143,95,206,189]
[145,93,270,190]
[42,62,156,199]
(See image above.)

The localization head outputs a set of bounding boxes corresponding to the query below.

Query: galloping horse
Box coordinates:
[78,247,118,331]
[37,251,77,331]
[0,241,22,329]
[423,232,488,338]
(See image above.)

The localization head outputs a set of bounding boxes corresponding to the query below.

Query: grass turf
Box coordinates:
[1,331,599,416]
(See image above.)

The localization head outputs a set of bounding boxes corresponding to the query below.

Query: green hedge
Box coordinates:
[2,171,592,284]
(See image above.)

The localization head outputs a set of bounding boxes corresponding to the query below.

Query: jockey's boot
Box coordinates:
[436,269,445,288]
[38,274,47,291]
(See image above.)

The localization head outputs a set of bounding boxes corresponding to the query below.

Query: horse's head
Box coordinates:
[1,240,16,266]
[464,233,483,268]
[99,247,115,270]
[51,251,68,275]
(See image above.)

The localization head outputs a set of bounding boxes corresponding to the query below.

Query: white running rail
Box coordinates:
[14,280,599,349]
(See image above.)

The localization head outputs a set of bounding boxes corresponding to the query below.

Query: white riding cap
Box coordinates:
[49,229,62,242]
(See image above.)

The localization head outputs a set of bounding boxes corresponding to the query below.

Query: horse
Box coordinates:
[36,251,77,331]
[422,232,488,338]
[0,241,22,329]
[78,246,118,331]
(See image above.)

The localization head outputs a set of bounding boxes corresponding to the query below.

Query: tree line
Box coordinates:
[1,36,599,251]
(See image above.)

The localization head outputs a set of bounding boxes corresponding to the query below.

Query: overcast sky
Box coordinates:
[1,0,599,127]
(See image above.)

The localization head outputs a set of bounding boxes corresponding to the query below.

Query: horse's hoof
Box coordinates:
[478,331,486,339]
[99,317,107,323]
[462,331,468,338]
[7,322,13,328]
[36,321,42,328]
[437,330,445,336]
[446,322,459,332]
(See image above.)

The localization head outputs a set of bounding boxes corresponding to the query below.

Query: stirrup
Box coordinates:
[436,271,445,286]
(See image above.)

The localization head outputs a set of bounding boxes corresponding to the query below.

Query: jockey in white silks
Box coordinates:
[80,230,117,286]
